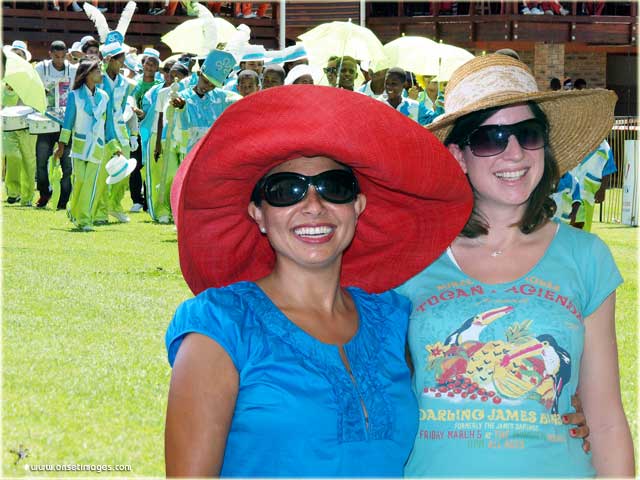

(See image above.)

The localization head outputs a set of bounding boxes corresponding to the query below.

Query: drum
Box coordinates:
[27,112,61,134]
[1,106,34,131]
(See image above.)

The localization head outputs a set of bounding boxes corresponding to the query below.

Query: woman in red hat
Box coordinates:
[164,85,473,476]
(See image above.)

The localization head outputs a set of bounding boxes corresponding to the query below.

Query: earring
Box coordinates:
[260,227,266,233]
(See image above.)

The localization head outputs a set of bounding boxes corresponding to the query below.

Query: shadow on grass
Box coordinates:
[138,266,182,278]
[50,227,122,233]
[594,225,638,230]
[49,227,94,234]
[138,219,176,227]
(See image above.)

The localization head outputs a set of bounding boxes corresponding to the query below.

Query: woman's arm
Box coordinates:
[578,292,635,476]
[165,333,239,477]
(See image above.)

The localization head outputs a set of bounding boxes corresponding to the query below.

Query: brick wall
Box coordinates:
[519,50,534,72]
[565,52,607,88]
[533,43,565,90]
[472,46,607,90]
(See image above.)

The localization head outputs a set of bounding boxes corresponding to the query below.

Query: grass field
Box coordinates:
[2,202,638,476]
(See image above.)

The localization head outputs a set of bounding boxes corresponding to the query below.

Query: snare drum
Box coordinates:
[27,112,61,134]
[1,106,34,131]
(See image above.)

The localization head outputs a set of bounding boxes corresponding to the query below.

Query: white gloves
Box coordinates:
[130,135,139,152]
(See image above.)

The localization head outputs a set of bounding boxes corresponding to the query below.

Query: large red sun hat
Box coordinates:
[171,85,473,295]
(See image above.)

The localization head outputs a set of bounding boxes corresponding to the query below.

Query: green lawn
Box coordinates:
[3,203,638,476]
[590,222,638,454]
[3,204,190,476]
[593,187,624,224]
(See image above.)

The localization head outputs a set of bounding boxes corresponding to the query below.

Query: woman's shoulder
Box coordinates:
[174,281,258,322]
[554,221,610,252]
[548,221,620,287]
[348,287,412,325]
[166,282,260,367]
[350,286,409,307]
[551,223,622,317]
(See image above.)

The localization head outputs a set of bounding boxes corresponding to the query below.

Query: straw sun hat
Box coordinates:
[428,54,617,175]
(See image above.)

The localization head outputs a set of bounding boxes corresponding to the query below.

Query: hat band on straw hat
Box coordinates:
[446,65,538,114]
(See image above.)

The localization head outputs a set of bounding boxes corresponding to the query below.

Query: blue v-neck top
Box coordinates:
[166,281,418,477]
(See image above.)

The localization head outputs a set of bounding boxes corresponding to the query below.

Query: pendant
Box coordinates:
[491,250,503,257]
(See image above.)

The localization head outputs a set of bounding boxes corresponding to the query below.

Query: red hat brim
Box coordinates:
[172,85,472,295]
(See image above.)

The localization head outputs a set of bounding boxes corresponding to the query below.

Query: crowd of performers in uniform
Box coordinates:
[2,10,614,233]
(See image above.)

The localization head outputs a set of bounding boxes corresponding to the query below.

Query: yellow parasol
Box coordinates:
[212,18,241,48]
[161,17,237,55]
[383,36,474,81]
[298,20,386,68]
[382,36,441,75]
[431,42,475,81]
[3,49,47,112]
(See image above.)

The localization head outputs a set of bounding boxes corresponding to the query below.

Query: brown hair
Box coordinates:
[72,59,101,90]
[444,102,559,238]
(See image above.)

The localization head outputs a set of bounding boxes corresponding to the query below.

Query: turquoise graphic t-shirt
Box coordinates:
[396,222,622,477]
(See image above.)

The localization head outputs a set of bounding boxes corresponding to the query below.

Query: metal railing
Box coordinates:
[599,116,638,223]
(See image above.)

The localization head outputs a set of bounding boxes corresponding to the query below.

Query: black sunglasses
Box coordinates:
[323,67,337,74]
[462,118,548,157]
[252,169,360,207]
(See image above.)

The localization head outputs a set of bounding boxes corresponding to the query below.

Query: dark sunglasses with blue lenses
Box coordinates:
[252,169,360,207]
[462,118,548,157]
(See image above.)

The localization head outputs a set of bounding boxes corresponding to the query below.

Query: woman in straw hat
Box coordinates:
[54,59,110,231]
[164,85,474,476]
[397,54,634,476]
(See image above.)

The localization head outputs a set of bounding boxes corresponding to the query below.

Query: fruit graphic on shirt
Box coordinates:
[424,308,571,413]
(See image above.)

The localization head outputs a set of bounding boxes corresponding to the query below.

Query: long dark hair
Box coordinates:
[444,101,559,237]
[72,59,101,90]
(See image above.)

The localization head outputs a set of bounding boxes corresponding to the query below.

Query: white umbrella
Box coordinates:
[382,36,474,80]
[162,17,237,55]
[382,36,441,75]
[298,20,386,68]
[431,42,475,81]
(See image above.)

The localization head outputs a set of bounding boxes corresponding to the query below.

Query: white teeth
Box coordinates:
[294,226,333,236]
[495,169,526,179]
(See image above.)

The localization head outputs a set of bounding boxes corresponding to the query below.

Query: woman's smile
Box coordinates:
[292,223,336,243]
